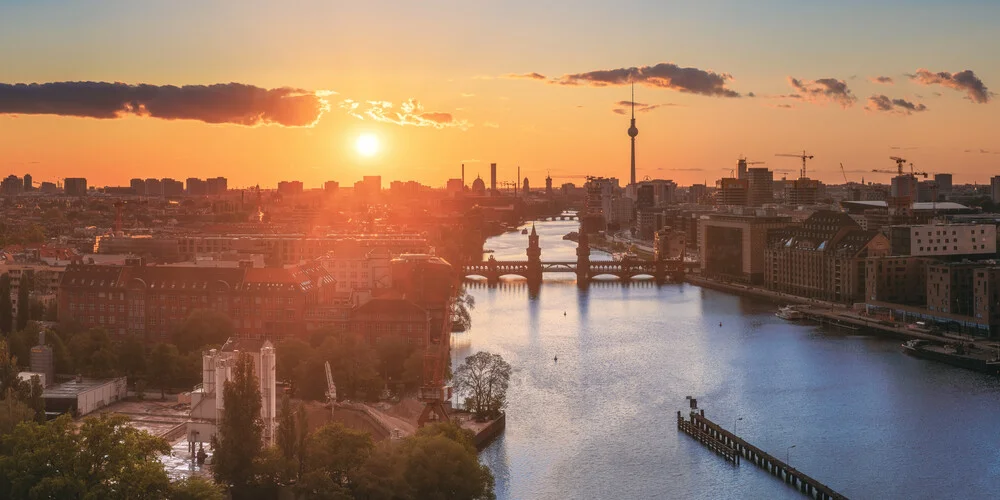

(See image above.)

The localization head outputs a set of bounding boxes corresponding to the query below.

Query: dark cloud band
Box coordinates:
[908,69,991,104]
[866,94,927,115]
[787,77,856,108]
[508,62,740,97]
[0,81,330,126]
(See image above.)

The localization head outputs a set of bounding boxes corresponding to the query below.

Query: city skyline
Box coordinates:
[2,1,999,188]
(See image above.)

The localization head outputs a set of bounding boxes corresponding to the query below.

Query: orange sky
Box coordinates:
[2,1,998,188]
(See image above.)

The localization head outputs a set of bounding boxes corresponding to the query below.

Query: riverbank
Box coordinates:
[687,275,1000,372]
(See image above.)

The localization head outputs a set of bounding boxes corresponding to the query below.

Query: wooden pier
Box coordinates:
[677,410,848,500]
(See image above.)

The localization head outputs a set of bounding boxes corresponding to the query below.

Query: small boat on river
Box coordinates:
[776,306,805,320]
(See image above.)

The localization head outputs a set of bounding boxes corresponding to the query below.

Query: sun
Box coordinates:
[355,134,379,157]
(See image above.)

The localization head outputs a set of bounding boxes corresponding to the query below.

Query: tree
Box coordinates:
[402,350,424,392]
[116,336,148,382]
[452,286,476,332]
[0,414,172,500]
[276,337,311,384]
[75,413,172,499]
[303,423,373,487]
[149,343,180,399]
[276,392,300,463]
[0,274,11,334]
[376,338,416,392]
[15,273,31,331]
[168,476,226,500]
[453,352,511,420]
[352,433,495,500]
[0,389,33,436]
[173,310,235,354]
[212,351,264,498]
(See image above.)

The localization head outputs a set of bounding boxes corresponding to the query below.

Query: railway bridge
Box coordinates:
[462,224,684,287]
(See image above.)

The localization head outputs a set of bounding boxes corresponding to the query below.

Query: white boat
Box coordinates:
[776,306,805,320]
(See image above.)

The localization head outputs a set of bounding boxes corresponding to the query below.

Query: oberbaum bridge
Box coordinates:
[461,224,685,287]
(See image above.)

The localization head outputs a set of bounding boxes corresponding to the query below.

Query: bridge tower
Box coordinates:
[576,224,590,287]
[526,224,542,286]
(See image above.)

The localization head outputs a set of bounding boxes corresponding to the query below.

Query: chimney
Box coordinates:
[490,163,497,196]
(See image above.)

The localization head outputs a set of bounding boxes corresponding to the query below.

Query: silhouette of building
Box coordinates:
[187,178,207,195]
[699,213,792,284]
[64,178,88,197]
[130,178,146,195]
[627,83,639,186]
[992,175,1000,203]
[545,174,553,197]
[490,163,497,196]
[22,174,32,192]
[277,181,304,196]
[716,178,748,206]
[746,168,774,206]
[324,180,340,195]
[471,176,486,196]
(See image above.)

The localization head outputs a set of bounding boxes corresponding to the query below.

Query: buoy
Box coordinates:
[554,356,558,362]
[563,311,567,316]
[719,322,723,327]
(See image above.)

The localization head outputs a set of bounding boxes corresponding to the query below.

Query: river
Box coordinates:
[454,219,1000,500]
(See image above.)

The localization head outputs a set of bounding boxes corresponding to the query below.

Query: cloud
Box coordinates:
[540,62,740,97]
[0,81,330,126]
[965,148,999,155]
[865,94,927,115]
[869,76,895,85]
[340,98,469,130]
[773,104,794,109]
[504,72,547,80]
[482,122,500,128]
[611,100,677,114]
[460,93,476,98]
[908,69,992,103]
[787,77,856,107]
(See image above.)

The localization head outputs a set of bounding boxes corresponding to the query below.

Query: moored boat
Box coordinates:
[776,306,805,320]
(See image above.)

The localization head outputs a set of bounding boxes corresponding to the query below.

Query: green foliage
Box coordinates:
[173,310,235,355]
[0,390,33,437]
[0,274,12,334]
[304,423,374,487]
[452,286,476,332]
[453,352,511,420]
[284,336,381,402]
[352,432,495,500]
[15,274,30,331]
[416,422,478,455]
[149,343,180,399]
[67,327,115,377]
[276,337,311,383]
[116,336,148,381]
[276,392,300,463]
[168,476,226,500]
[0,414,173,500]
[212,352,263,497]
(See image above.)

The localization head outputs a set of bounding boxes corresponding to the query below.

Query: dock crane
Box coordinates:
[324,361,336,419]
[775,151,814,179]
[872,156,928,178]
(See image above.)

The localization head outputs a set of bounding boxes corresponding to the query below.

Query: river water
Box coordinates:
[454,219,1000,500]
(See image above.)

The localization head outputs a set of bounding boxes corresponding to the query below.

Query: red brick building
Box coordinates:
[58,261,336,342]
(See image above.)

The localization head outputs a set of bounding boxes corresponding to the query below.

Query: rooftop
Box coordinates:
[43,377,125,399]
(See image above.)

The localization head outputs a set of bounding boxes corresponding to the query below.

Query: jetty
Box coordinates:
[677,409,848,500]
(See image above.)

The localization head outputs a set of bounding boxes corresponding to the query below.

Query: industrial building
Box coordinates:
[187,338,277,449]
[42,377,127,417]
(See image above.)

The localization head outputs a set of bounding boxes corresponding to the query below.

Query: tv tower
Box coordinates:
[628,80,639,186]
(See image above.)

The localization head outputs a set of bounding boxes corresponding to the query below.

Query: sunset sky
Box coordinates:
[2,1,998,189]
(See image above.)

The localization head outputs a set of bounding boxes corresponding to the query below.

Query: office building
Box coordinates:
[187,178,207,195]
[130,178,146,195]
[22,174,32,192]
[699,213,792,284]
[865,256,932,306]
[934,174,952,199]
[64,178,88,197]
[144,178,162,197]
[324,180,340,195]
[206,177,228,195]
[992,175,1000,203]
[746,168,774,206]
[888,224,996,258]
[277,181,304,196]
[785,178,821,206]
[716,178,748,206]
[162,178,184,197]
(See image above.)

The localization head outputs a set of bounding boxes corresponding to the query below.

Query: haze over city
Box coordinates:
[2,0,998,188]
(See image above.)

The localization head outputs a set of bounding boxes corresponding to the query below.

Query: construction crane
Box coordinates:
[324,361,336,419]
[839,163,849,184]
[775,150,814,179]
[872,156,928,178]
